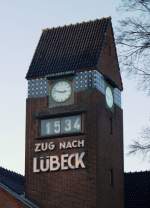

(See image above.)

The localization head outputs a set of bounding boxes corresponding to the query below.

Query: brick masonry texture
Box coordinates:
[25,92,124,208]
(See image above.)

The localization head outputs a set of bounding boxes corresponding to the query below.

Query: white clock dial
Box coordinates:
[51,81,72,103]
[105,86,114,108]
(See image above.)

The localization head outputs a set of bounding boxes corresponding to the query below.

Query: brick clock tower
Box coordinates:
[25,17,124,208]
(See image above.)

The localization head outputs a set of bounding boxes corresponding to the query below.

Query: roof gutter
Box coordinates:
[0,182,39,208]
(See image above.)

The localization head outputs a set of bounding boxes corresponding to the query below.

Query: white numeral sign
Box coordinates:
[41,115,82,136]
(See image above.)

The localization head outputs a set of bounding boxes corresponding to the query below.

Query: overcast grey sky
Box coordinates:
[0,0,149,174]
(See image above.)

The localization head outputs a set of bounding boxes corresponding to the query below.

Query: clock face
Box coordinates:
[51,81,72,103]
[105,86,114,109]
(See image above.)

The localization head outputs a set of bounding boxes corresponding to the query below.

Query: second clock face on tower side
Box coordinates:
[105,86,114,109]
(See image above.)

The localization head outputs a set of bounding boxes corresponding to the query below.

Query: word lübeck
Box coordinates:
[33,152,85,173]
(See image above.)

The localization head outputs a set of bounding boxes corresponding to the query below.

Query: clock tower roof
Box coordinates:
[26,17,122,90]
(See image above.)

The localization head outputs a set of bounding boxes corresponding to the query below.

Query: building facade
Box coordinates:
[25,17,124,208]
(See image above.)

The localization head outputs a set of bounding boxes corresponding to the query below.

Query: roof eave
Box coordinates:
[0,182,39,208]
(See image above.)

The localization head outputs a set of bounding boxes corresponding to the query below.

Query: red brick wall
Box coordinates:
[0,187,25,208]
[25,93,97,208]
[25,91,124,208]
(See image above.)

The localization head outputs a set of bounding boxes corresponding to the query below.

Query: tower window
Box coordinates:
[110,117,113,135]
[108,45,111,56]
[109,169,114,186]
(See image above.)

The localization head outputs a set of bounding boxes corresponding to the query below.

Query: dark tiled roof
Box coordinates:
[0,166,24,195]
[26,17,110,79]
[125,171,150,208]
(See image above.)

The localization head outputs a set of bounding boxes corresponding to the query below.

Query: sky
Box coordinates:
[0,0,149,174]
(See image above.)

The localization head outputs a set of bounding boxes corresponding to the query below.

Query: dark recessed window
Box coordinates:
[110,117,113,135]
[109,169,114,186]
[108,45,111,56]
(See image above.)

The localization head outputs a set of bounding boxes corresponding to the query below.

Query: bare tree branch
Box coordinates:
[116,6,150,93]
[128,126,150,157]
[119,0,150,13]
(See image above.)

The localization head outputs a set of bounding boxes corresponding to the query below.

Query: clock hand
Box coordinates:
[55,90,67,93]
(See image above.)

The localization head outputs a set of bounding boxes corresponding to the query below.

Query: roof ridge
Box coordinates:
[42,16,111,32]
[0,166,24,178]
[125,170,150,174]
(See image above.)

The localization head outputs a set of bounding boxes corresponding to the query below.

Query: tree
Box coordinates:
[116,0,150,156]
[116,0,150,94]
[128,125,150,157]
